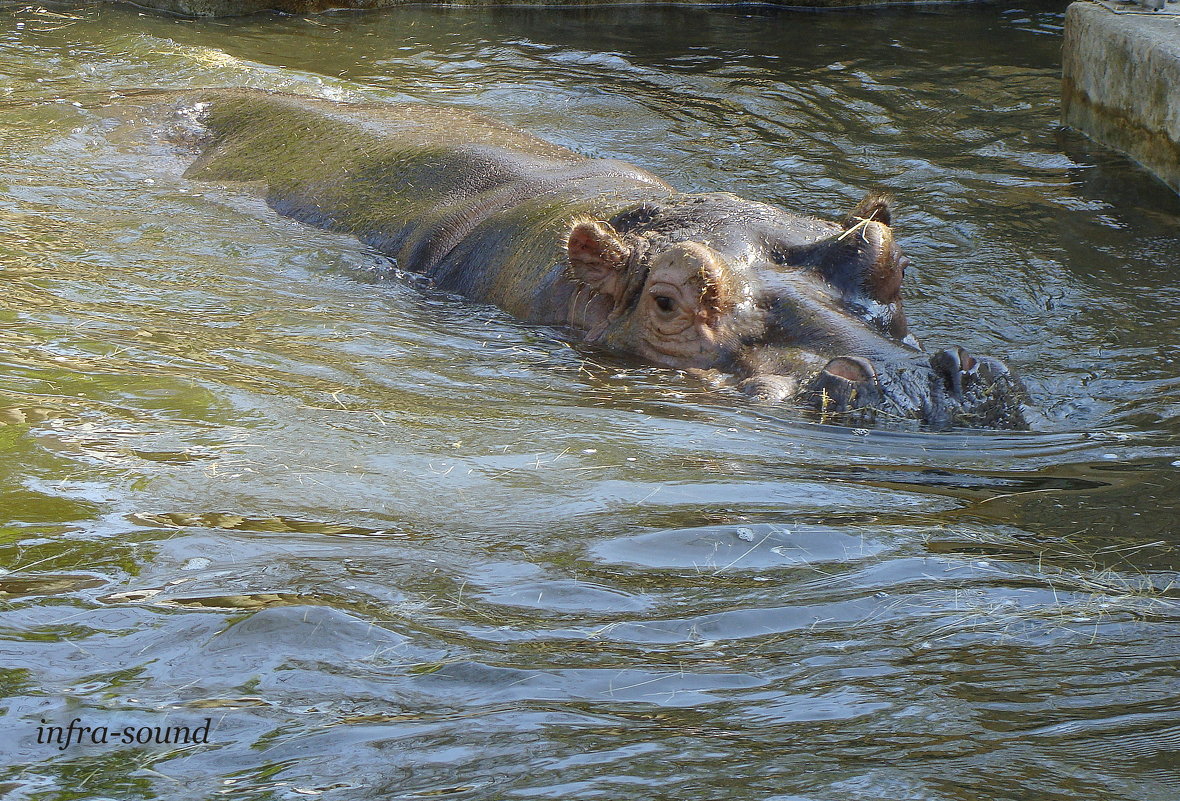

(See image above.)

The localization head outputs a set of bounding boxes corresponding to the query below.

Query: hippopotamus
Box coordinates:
[160,88,1027,429]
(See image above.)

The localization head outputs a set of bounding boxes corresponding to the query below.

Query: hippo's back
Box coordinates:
[175,89,672,284]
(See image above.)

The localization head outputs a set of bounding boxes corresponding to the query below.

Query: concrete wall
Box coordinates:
[1062,1,1180,194]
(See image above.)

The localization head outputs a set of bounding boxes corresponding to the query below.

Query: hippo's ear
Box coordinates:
[566,220,632,302]
[843,191,893,229]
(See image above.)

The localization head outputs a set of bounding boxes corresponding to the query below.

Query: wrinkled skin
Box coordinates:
[157,88,1028,429]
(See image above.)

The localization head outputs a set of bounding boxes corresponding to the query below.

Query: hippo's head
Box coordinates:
[564,192,1028,429]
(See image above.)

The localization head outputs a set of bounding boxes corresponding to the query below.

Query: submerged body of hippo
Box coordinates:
[160,88,1027,429]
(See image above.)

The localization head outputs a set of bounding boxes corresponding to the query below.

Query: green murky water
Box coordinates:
[1,2,1179,799]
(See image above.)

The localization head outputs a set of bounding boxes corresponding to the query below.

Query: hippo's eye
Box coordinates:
[653,295,676,313]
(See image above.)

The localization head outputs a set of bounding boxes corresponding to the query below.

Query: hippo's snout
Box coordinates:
[801,346,1028,429]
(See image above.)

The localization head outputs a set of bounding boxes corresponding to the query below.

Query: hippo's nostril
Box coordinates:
[820,356,876,384]
[931,347,983,399]
[930,348,964,397]
[956,346,977,373]
[807,356,882,422]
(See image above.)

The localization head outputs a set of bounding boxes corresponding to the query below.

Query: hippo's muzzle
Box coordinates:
[804,346,1028,429]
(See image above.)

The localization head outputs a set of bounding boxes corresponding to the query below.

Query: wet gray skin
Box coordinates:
[168,89,1028,429]
[569,193,1029,429]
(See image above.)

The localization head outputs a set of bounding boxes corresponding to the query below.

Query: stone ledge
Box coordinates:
[1062,0,1180,193]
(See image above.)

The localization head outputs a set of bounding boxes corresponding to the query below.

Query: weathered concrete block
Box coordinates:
[1062,0,1180,194]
